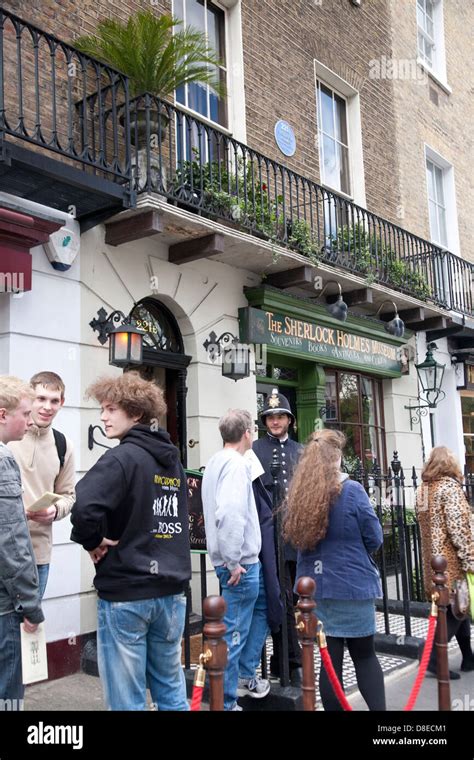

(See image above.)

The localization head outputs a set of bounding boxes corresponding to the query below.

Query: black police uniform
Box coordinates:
[252,389,303,680]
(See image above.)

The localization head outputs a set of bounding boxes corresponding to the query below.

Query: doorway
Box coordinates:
[129,298,191,465]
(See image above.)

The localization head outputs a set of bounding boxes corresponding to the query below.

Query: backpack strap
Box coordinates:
[52,428,67,469]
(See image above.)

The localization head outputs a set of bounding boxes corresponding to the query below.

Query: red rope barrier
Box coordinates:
[403,611,437,712]
[190,683,204,711]
[317,599,438,713]
[319,644,353,711]
[190,662,206,711]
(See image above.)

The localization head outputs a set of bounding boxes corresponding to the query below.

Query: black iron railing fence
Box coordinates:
[0,8,131,183]
[0,6,472,316]
[351,453,474,637]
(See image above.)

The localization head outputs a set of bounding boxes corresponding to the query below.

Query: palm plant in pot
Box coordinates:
[73,11,225,144]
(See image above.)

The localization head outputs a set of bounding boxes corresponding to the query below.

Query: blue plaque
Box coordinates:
[274,120,296,157]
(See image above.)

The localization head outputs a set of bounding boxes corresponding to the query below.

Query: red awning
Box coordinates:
[0,207,63,292]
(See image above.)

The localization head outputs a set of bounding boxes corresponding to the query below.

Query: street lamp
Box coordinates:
[415,342,446,402]
[203,330,250,381]
[90,307,146,367]
[405,342,446,428]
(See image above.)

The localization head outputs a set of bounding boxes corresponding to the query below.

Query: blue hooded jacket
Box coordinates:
[296,478,382,600]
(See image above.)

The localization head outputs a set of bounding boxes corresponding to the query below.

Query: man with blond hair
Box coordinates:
[9,371,75,598]
[0,376,44,709]
[71,373,191,711]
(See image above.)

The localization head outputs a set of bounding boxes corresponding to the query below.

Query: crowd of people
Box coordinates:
[0,373,472,711]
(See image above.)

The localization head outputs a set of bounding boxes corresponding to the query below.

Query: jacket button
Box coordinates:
[283,478,287,483]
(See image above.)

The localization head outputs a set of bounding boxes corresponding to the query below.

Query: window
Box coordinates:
[424,146,460,255]
[316,81,350,196]
[426,158,447,247]
[323,370,386,474]
[417,0,435,68]
[416,0,449,87]
[314,60,366,209]
[174,0,227,128]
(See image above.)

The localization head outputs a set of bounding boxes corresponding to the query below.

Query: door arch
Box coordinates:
[128,298,191,466]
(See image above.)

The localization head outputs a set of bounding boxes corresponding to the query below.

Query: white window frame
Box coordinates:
[172,0,246,142]
[416,0,450,93]
[424,145,460,255]
[314,60,366,208]
[424,145,465,312]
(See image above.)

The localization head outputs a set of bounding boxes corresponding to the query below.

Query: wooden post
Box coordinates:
[431,555,451,711]
[296,577,318,711]
[202,595,227,711]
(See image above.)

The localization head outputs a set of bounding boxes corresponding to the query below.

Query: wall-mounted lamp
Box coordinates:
[203,330,250,382]
[90,307,146,367]
[375,300,405,338]
[404,342,446,429]
[318,281,348,322]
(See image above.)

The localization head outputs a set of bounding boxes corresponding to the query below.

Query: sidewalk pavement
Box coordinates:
[24,645,473,712]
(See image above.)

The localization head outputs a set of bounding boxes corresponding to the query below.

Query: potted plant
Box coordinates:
[73,11,225,144]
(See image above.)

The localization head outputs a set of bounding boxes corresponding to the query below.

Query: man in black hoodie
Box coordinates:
[71,373,191,711]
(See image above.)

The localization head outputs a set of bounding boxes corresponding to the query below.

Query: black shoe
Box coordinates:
[461,656,474,672]
[290,667,303,687]
[427,667,461,680]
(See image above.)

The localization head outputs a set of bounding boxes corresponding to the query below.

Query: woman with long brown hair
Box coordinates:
[284,429,386,711]
[416,446,474,679]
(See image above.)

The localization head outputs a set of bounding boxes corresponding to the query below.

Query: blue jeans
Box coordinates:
[215,562,261,710]
[0,612,23,709]
[37,564,49,600]
[97,594,189,711]
[238,562,269,679]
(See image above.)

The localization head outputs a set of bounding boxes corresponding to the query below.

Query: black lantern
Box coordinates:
[404,342,446,428]
[221,338,250,382]
[415,342,445,402]
[203,330,250,382]
[90,307,145,367]
[109,323,146,367]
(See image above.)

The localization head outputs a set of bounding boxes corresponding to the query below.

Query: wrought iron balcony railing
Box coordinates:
[0,4,471,318]
[114,93,472,317]
[0,8,131,185]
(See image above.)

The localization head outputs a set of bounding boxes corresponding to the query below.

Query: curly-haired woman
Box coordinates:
[415,446,474,679]
[284,429,386,711]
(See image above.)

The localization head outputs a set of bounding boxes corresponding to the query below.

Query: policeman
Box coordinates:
[252,388,303,684]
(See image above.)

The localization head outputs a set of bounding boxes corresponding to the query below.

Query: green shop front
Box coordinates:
[240,287,409,474]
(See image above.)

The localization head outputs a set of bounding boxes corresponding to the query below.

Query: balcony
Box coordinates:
[0,8,133,230]
[0,7,472,327]
[101,93,472,326]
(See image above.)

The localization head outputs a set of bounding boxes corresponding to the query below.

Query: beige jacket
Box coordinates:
[416,477,474,600]
[9,425,76,564]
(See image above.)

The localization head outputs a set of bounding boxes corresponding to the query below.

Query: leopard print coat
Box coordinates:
[415,477,474,601]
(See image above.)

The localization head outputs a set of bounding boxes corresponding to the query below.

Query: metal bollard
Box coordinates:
[431,556,451,711]
[296,577,318,711]
[202,595,227,711]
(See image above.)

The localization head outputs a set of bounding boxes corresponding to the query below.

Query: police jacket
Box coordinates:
[252,477,283,632]
[296,478,383,599]
[253,434,303,561]
[0,443,44,623]
[71,425,191,601]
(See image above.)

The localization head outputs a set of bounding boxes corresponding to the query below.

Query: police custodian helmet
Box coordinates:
[260,387,296,426]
